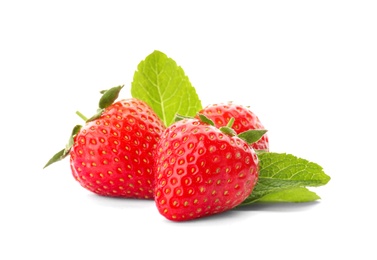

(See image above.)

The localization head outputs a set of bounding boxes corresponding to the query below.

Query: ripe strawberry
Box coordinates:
[154,116,259,221]
[44,86,165,199]
[197,102,269,151]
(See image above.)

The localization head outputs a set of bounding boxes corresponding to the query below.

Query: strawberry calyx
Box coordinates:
[86,85,124,122]
[43,124,82,168]
[218,117,237,137]
[176,113,268,146]
[201,113,267,144]
[238,129,268,145]
[43,85,124,169]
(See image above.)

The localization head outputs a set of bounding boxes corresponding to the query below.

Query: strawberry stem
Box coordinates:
[226,117,235,128]
[76,111,88,121]
[219,117,237,136]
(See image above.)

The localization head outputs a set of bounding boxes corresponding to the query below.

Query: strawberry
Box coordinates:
[154,115,261,221]
[197,102,269,151]
[44,86,165,199]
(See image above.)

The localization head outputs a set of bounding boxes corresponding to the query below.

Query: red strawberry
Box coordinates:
[154,116,259,221]
[44,86,165,199]
[197,102,269,151]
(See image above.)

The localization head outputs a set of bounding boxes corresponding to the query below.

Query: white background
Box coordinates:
[1,1,376,259]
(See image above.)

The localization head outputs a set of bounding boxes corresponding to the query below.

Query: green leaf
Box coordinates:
[257,187,321,203]
[131,50,202,127]
[240,152,330,205]
[238,129,268,145]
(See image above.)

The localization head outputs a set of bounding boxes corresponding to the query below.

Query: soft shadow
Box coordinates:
[233,201,321,212]
[177,202,320,224]
[86,193,154,209]
[163,208,248,225]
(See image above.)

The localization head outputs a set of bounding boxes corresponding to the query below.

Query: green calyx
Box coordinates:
[86,85,124,122]
[43,125,82,168]
[238,129,268,145]
[43,85,124,169]
[177,113,268,145]
[99,85,123,109]
[218,117,237,137]
[198,114,215,126]
[174,113,193,122]
[198,113,267,145]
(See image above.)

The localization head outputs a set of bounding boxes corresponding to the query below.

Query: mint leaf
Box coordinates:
[241,152,330,205]
[257,187,321,203]
[131,50,202,127]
